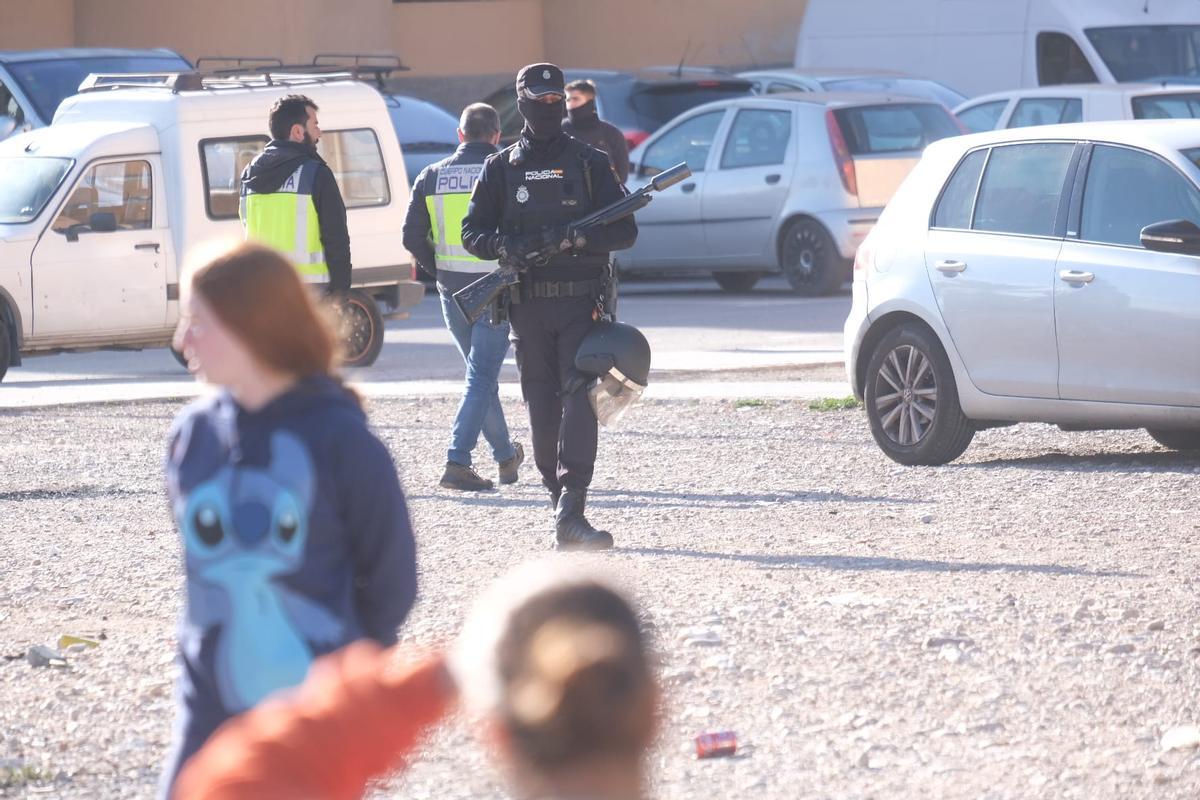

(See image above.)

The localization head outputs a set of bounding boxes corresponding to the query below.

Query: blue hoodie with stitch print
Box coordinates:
[160,376,416,790]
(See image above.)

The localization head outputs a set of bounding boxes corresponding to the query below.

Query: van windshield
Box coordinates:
[7,54,191,122]
[0,157,73,223]
[1086,25,1200,82]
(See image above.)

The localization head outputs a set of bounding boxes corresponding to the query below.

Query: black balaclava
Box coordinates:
[567,98,600,129]
[519,97,566,141]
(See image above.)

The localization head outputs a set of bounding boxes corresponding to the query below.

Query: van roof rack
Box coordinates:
[190,53,408,89]
[77,69,372,95]
[194,56,284,71]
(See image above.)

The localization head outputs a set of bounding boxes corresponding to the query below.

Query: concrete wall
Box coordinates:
[0,0,75,50]
[394,0,543,75]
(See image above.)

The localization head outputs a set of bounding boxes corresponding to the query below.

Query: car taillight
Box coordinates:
[825,109,858,197]
[624,129,650,151]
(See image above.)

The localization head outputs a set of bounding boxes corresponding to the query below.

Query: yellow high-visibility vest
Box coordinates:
[426,163,496,274]
[241,161,329,283]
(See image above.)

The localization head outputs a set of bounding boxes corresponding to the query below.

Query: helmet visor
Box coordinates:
[588,368,645,427]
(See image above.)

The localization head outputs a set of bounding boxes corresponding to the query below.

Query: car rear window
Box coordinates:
[933,149,987,229]
[1132,93,1200,119]
[832,103,961,155]
[630,83,750,127]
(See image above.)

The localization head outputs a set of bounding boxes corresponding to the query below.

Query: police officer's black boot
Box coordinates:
[555,488,613,551]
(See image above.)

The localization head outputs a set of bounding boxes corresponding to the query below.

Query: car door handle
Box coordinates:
[765,173,781,184]
[680,182,697,193]
[1059,269,1095,284]
[134,242,160,253]
[935,259,967,273]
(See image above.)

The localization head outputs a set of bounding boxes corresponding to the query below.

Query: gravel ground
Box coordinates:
[2,395,1199,799]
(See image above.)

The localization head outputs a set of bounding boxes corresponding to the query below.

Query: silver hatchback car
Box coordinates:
[620,93,963,295]
[845,120,1200,465]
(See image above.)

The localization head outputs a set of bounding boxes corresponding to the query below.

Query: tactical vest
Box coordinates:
[500,139,609,281]
[240,161,329,284]
[424,162,496,274]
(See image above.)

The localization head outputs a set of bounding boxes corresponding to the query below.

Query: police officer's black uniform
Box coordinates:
[461,64,637,550]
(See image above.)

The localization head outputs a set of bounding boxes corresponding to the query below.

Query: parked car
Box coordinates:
[481,68,753,150]
[795,0,1200,97]
[955,83,1200,132]
[0,71,424,380]
[844,120,1200,465]
[384,94,459,183]
[0,47,191,139]
[618,92,963,295]
[738,68,966,109]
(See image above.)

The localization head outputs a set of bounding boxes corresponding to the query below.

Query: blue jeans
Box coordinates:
[438,283,516,467]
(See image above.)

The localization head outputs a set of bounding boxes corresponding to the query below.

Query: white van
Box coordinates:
[0,71,423,380]
[795,0,1200,98]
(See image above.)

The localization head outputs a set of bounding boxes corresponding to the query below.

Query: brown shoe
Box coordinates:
[439,462,494,492]
[498,442,524,485]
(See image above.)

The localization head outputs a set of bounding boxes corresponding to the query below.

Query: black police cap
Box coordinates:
[516,63,565,99]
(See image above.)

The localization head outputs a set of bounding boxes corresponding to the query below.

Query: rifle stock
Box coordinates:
[452,162,691,324]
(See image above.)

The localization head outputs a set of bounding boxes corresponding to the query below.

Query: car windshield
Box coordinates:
[630,83,750,127]
[833,103,962,155]
[386,96,458,151]
[820,77,966,107]
[7,55,191,122]
[1086,25,1200,82]
[0,156,73,223]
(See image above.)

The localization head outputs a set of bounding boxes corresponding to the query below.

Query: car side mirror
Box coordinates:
[1140,219,1200,256]
[89,212,118,233]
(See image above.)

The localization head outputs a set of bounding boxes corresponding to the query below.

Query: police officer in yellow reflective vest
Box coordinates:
[240,94,352,294]
[402,103,524,492]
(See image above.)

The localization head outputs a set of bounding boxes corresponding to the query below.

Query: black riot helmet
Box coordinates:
[575,322,651,426]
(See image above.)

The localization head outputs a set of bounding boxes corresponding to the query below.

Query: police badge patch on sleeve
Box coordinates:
[516,185,530,204]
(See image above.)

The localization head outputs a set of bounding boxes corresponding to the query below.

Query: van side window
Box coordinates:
[200,137,268,220]
[972,143,1074,237]
[1080,145,1200,247]
[318,129,390,208]
[1037,33,1098,86]
[1008,97,1083,128]
[52,160,152,233]
[933,149,987,230]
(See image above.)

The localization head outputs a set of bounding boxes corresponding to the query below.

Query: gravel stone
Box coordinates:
[1,398,1199,798]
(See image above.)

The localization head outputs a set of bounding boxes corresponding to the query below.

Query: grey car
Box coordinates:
[620,92,963,295]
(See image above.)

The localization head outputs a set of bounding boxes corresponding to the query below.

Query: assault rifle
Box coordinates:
[453,162,692,323]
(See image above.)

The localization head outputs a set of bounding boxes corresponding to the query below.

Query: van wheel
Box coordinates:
[0,317,10,383]
[779,218,845,297]
[863,324,974,466]
[1146,429,1200,451]
[340,289,385,368]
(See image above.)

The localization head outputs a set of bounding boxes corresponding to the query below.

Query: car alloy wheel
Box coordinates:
[873,344,937,446]
[778,218,844,296]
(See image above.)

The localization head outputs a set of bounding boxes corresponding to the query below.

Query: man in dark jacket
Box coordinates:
[402,103,523,492]
[461,64,637,551]
[241,95,352,294]
[561,79,630,184]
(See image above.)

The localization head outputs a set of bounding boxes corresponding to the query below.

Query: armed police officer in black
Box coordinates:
[461,63,637,551]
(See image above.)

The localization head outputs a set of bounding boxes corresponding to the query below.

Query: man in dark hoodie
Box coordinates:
[241,94,352,294]
[461,64,637,551]
[562,79,629,184]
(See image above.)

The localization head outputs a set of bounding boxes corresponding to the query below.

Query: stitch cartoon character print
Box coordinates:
[175,429,343,712]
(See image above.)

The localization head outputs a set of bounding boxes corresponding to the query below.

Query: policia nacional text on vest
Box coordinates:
[424,161,497,275]
[241,160,330,285]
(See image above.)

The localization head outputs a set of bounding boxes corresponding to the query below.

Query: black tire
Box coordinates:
[0,315,11,383]
[863,324,974,466]
[1147,429,1200,451]
[340,289,385,368]
[778,218,845,297]
[713,271,762,293]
